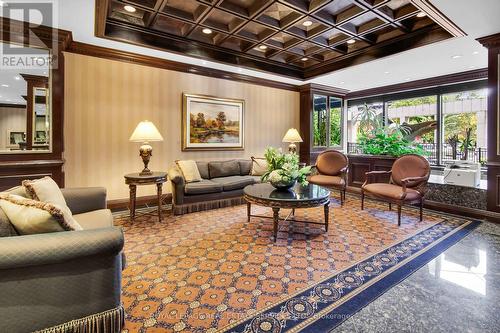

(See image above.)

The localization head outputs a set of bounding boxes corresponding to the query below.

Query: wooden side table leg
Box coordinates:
[129,184,137,221]
[324,203,329,232]
[272,207,280,242]
[247,202,251,222]
[157,183,162,222]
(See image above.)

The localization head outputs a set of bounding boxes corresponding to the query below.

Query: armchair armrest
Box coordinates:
[61,187,107,214]
[0,227,124,270]
[363,170,392,186]
[401,176,428,184]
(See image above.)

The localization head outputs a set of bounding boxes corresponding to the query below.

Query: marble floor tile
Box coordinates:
[331,221,500,333]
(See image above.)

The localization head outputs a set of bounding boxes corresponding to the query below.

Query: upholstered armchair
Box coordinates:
[361,154,430,225]
[308,150,349,205]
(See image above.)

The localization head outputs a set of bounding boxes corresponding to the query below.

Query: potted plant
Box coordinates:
[261,147,311,190]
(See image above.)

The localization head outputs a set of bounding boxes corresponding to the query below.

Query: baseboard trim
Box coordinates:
[107,193,172,210]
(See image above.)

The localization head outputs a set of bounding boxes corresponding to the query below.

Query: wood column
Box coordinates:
[478,33,500,213]
[20,74,48,150]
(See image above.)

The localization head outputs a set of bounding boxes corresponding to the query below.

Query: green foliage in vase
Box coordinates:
[261,147,311,186]
[358,130,425,157]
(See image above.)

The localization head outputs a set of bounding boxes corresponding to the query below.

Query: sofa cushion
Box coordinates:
[185,179,223,195]
[73,209,113,230]
[22,176,79,229]
[0,208,18,237]
[196,161,210,179]
[211,176,257,191]
[176,160,202,183]
[251,157,268,176]
[238,160,252,176]
[209,160,241,178]
[0,194,83,235]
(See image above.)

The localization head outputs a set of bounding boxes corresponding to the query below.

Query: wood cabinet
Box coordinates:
[347,154,396,188]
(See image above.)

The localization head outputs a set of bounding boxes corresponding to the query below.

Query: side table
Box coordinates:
[124,172,168,222]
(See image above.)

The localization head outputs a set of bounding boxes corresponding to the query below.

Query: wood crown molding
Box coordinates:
[0,103,26,109]
[346,68,488,100]
[410,0,466,37]
[299,83,349,96]
[477,32,500,49]
[67,41,300,92]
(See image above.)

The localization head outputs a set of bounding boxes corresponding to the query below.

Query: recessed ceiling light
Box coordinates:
[472,51,479,55]
[405,78,411,81]
[259,45,267,50]
[1,84,9,87]
[202,28,212,34]
[14,76,20,80]
[301,57,308,61]
[451,54,462,59]
[416,12,427,18]
[124,5,136,13]
[347,39,356,44]
[469,65,476,69]
[202,60,207,65]
[339,81,345,84]
[384,71,390,74]
[302,20,313,27]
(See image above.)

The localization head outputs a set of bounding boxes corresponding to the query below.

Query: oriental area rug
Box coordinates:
[115,196,480,333]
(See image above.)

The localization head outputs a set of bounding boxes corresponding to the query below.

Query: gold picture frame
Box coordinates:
[182,93,245,151]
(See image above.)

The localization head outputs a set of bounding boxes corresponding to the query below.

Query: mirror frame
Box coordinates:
[0,17,72,188]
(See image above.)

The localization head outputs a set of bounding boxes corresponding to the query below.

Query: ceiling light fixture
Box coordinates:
[124,5,136,13]
[1,84,9,87]
[472,51,479,55]
[302,20,313,27]
[416,12,427,18]
[259,45,267,50]
[451,54,462,59]
[202,28,212,34]
[384,71,390,74]
[14,76,20,80]
[339,81,345,84]
[347,39,356,44]
[301,57,308,61]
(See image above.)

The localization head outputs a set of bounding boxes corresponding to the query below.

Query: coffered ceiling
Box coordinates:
[95,0,463,80]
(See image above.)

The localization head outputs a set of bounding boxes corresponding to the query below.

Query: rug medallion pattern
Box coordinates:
[116,197,474,332]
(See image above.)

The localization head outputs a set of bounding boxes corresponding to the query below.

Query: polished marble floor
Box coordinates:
[332,220,500,333]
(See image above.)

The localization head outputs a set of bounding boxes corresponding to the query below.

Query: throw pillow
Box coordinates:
[0,207,18,237]
[176,160,202,183]
[251,157,268,176]
[22,177,80,230]
[0,194,82,235]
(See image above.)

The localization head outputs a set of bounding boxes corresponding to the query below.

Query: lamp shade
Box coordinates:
[282,128,303,143]
[129,120,164,142]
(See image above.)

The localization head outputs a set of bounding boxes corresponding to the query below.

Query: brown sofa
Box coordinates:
[169,159,261,215]
[0,186,125,333]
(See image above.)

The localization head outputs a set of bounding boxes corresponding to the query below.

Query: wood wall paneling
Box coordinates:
[477,33,500,213]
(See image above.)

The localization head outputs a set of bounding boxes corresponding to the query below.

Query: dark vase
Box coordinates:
[270,178,297,191]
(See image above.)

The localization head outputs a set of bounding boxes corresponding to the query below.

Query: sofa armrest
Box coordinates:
[61,187,107,214]
[168,164,185,205]
[0,227,123,270]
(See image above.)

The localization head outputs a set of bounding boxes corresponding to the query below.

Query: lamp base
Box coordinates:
[288,142,297,154]
[139,143,153,176]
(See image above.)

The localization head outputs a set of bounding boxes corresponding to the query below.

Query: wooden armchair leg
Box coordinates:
[340,189,344,206]
[361,191,365,210]
[419,199,424,221]
[389,203,392,210]
[343,189,346,204]
[397,205,402,226]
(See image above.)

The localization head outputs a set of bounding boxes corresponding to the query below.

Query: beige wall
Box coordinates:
[64,53,300,200]
[0,106,26,151]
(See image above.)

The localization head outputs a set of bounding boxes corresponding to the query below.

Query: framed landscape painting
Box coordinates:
[182,93,244,151]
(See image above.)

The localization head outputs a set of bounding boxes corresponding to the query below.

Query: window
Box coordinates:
[347,102,383,153]
[312,95,343,148]
[442,89,487,164]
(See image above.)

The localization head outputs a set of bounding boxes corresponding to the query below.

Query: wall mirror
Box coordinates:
[0,42,51,153]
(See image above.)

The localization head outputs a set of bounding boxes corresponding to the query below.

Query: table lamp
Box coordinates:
[282,128,303,154]
[129,120,163,175]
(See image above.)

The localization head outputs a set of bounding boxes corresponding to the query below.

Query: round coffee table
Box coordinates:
[243,183,331,241]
